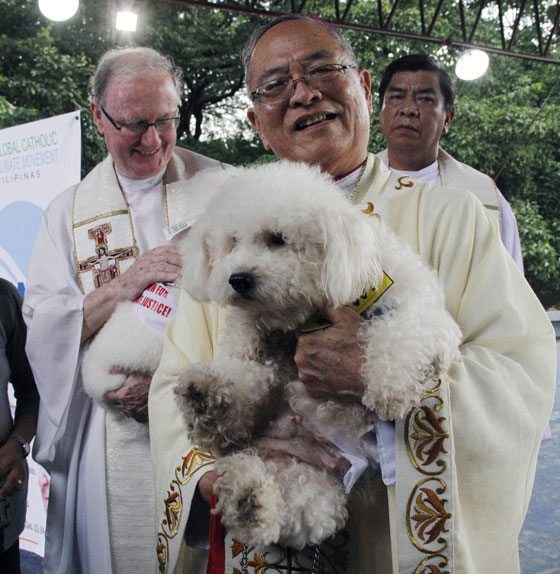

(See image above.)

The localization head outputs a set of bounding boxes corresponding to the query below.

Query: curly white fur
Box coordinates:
[82,302,163,403]
[174,160,462,549]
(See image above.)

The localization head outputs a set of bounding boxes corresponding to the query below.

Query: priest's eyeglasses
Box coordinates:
[101,106,180,135]
[250,63,358,104]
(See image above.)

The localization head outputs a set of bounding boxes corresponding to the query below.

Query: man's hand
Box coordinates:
[295,306,366,401]
[197,470,219,505]
[114,245,182,301]
[0,440,26,501]
[82,245,182,341]
[105,370,152,423]
[254,411,349,475]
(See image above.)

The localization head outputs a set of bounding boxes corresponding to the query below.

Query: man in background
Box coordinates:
[376,53,523,267]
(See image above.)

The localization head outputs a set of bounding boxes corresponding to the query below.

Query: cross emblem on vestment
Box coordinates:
[78,223,136,289]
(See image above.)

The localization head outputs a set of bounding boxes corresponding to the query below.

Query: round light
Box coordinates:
[38,0,79,22]
[455,49,489,81]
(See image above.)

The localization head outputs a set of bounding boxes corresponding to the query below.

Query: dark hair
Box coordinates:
[241,14,358,87]
[378,54,455,112]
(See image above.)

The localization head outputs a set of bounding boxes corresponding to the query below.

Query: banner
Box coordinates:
[0,110,82,290]
[1,111,82,556]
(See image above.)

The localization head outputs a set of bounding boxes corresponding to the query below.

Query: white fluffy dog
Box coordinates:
[81,300,166,404]
[174,161,461,550]
[80,174,218,405]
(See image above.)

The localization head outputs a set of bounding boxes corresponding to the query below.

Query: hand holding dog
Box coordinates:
[195,412,348,506]
[295,306,366,402]
[82,245,182,341]
[105,369,152,423]
[254,411,348,473]
[114,245,182,301]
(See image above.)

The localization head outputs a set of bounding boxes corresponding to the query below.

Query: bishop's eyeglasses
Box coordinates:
[101,106,180,135]
[250,63,358,104]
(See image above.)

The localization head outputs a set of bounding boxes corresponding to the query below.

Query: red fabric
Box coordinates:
[206,494,226,574]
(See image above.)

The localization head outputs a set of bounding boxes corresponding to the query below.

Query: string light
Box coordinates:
[38,0,79,22]
[455,49,490,81]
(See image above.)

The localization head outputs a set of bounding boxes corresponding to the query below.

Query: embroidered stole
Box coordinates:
[72,154,211,295]
[356,155,454,573]
[377,147,501,233]
[72,156,138,295]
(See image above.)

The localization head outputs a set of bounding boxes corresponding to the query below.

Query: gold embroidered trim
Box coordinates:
[406,477,451,554]
[71,173,138,295]
[405,376,449,476]
[395,175,415,190]
[72,209,130,229]
[413,554,450,574]
[157,448,215,573]
[227,530,350,573]
[402,372,453,571]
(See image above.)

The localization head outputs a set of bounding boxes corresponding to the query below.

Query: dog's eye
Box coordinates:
[269,232,285,246]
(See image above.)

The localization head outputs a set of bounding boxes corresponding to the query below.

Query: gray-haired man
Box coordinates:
[24,47,223,573]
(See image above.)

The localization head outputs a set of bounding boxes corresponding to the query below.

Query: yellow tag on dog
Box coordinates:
[347,271,394,315]
[298,316,334,333]
[298,272,394,333]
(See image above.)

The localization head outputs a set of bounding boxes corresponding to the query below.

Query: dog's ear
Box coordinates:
[180,220,214,301]
[177,168,233,301]
[320,208,384,306]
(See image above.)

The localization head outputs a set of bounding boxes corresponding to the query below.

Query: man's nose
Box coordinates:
[289,77,322,106]
[398,97,419,116]
[140,124,162,145]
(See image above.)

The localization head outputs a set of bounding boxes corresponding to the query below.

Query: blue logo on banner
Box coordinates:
[0,201,43,292]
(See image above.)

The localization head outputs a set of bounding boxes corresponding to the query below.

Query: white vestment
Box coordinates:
[149,154,556,574]
[376,147,523,269]
[23,148,223,574]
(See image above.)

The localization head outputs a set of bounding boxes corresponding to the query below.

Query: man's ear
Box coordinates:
[359,69,373,115]
[247,107,271,150]
[91,100,105,136]
[443,106,456,135]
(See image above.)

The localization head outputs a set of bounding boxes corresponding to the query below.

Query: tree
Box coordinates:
[0,0,106,171]
[334,1,560,307]
[0,0,558,305]
[145,3,257,144]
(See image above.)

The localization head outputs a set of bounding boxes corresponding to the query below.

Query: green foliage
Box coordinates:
[144,2,258,143]
[0,0,105,173]
[511,198,560,308]
[441,58,560,305]
[182,131,269,166]
[0,0,558,305]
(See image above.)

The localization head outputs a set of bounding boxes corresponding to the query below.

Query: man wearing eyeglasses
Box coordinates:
[23,47,223,573]
[149,15,555,574]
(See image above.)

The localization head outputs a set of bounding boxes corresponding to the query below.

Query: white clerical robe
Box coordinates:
[23,148,223,574]
[149,154,556,574]
[376,147,524,269]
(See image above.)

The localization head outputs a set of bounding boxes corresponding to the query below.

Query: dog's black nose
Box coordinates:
[229,272,254,294]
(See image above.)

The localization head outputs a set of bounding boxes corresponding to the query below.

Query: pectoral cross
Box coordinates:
[78,223,136,289]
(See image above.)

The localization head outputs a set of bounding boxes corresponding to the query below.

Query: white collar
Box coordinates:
[116,168,166,195]
[387,159,440,187]
[335,163,367,199]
